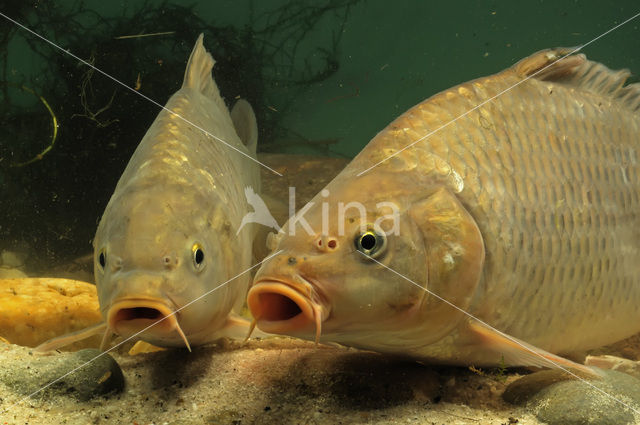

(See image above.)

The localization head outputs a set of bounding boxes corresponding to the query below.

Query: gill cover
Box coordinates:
[408,187,484,335]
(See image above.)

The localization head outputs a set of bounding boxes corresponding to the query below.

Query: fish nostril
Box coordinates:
[288,257,297,265]
[259,293,302,321]
[315,236,338,252]
[162,255,179,269]
[110,257,123,271]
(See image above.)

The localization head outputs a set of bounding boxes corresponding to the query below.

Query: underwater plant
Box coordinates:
[0,0,359,272]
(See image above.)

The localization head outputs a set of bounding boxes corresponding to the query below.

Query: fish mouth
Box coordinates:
[107,298,191,350]
[247,279,327,343]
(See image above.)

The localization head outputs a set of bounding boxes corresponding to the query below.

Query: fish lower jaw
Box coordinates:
[248,281,320,336]
[113,317,174,336]
[107,299,182,341]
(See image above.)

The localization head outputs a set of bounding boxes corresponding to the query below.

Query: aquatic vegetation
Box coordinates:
[0,0,358,271]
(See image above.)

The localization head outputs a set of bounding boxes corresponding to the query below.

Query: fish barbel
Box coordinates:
[38,34,260,351]
[248,48,640,373]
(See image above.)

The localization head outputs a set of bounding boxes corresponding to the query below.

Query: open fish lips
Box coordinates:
[249,166,485,353]
[94,179,248,350]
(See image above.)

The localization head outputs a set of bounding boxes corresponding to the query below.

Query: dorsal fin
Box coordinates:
[182,34,227,111]
[513,47,640,112]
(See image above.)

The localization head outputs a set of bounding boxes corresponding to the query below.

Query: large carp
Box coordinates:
[248,48,640,374]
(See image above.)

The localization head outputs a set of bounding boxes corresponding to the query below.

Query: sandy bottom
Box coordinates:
[0,337,546,425]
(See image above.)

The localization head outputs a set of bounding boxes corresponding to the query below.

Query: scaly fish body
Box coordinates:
[249,49,640,371]
[90,34,260,348]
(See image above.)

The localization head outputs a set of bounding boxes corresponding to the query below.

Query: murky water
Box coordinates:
[1,2,639,424]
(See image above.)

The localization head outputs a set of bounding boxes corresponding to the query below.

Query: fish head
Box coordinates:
[93,182,242,348]
[249,170,484,348]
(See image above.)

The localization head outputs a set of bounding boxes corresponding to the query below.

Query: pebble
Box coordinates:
[503,369,640,425]
[0,346,124,401]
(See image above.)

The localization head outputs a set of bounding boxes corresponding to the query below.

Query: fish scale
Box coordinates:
[249,48,640,373]
[406,54,640,353]
[124,95,251,224]
[458,101,630,338]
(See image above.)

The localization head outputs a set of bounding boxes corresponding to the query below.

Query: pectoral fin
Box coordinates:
[585,355,640,378]
[128,340,166,355]
[253,193,288,260]
[467,321,603,379]
[34,322,107,352]
[231,99,258,155]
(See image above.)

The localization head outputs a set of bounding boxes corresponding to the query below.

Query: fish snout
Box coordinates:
[108,299,175,333]
[248,278,328,342]
[107,298,190,348]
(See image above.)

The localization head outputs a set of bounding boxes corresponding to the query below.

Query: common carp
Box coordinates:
[38,34,261,351]
[248,48,640,374]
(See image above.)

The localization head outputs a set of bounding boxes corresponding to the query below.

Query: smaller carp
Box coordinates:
[38,34,261,351]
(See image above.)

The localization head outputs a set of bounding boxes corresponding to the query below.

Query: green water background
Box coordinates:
[1,0,638,271]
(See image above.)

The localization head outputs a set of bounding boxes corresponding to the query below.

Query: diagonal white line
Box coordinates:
[0,249,283,415]
[356,250,640,415]
[0,12,283,177]
[356,11,640,177]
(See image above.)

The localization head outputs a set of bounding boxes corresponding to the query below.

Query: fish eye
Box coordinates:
[355,226,386,259]
[192,243,205,270]
[97,249,106,271]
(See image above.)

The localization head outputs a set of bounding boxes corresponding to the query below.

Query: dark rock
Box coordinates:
[0,348,124,401]
[503,369,640,425]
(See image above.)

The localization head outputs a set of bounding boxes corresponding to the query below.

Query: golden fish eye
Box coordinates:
[192,243,205,270]
[97,249,106,272]
[355,227,386,259]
